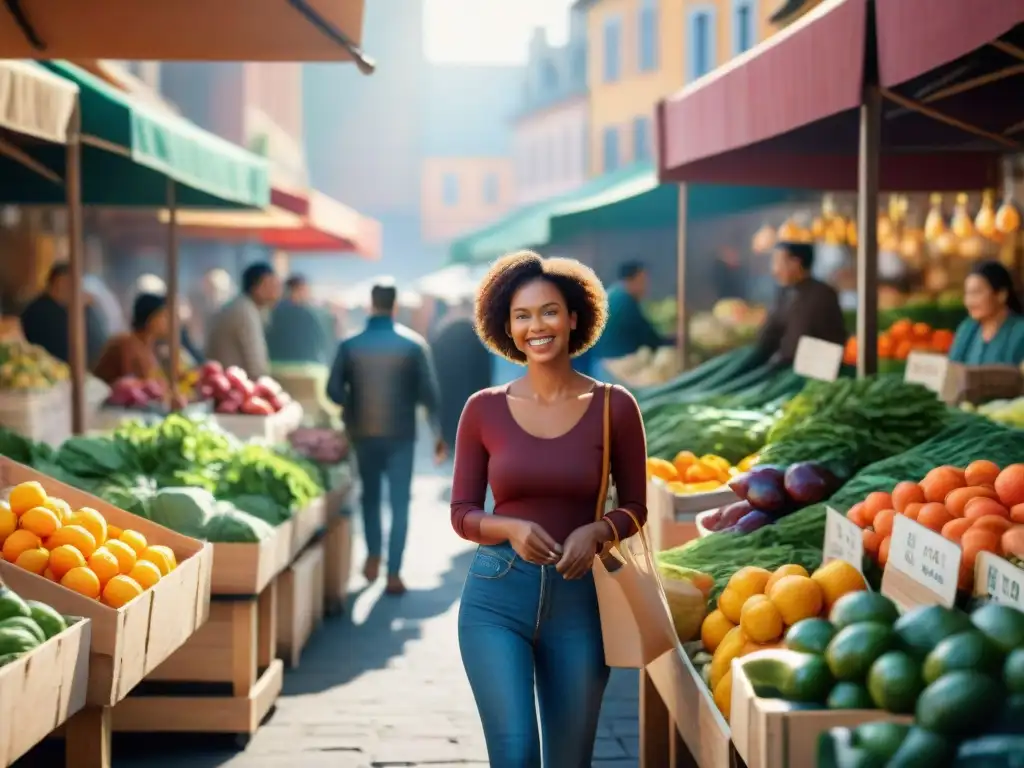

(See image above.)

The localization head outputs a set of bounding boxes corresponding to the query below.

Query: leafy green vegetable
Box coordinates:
[149,487,217,538]
[203,507,274,543]
[219,494,291,525]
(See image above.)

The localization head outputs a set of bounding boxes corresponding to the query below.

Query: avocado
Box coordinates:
[854,721,911,762]
[785,618,836,655]
[916,671,1003,737]
[1004,649,1024,695]
[923,631,1003,684]
[830,591,900,630]
[827,681,875,710]
[826,622,895,682]
[894,605,974,660]
[986,693,1024,736]
[888,727,953,768]
[868,651,923,714]
[970,604,1024,655]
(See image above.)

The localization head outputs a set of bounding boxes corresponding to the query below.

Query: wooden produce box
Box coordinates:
[730,651,911,768]
[647,479,710,553]
[323,510,352,616]
[0,381,71,447]
[209,518,294,596]
[214,400,304,443]
[276,540,325,668]
[0,458,213,707]
[289,495,328,563]
[0,616,91,766]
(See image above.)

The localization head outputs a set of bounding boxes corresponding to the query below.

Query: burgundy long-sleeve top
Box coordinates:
[450,384,649,545]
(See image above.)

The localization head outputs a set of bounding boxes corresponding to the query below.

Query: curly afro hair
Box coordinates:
[474,250,609,363]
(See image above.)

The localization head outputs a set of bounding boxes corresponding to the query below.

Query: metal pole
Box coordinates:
[167,178,182,403]
[855,85,881,377]
[675,184,689,369]
[66,100,87,434]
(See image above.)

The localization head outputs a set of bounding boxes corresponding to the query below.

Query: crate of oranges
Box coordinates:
[0,458,213,706]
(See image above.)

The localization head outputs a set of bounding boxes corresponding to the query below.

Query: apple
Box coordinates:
[200,361,224,380]
[208,373,232,397]
[240,396,275,416]
[216,398,241,414]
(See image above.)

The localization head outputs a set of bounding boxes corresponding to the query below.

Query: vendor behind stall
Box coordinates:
[205,262,281,378]
[752,242,847,365]
[948,260,1024,366]
[92,293,168,385]
[265,274,332,365]
[21,263,108,367]
[590,261,666,373]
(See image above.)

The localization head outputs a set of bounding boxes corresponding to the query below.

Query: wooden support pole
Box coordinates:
[855,84,881,378]
[66,100,87,434]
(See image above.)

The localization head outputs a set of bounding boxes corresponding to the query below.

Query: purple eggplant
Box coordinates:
[701,508,725,531]
[724,509,773,534]
[745,472,788,513]
[783,462,837,505]
[716,500,753,530]
[728,472,752,499]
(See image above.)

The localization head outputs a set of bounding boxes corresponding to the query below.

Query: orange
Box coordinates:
[965,460,1001,488]
[49,544,87,580]
[104,539,137,574]
[917,503,953,533]
[920,466,966,503]
[87,547,121,585]
[140,545,177,575]
[995,464,1024,508]
[873,509,897,538]
[891,482,926,514]
[19,506,61,539]
[0,502,16,543]
[8,481,47,516]
[102,575,144,608]
[119,530,148,556]
[945,486,999,519]
[767,575,823,625]
[68,508,107,546]
[42,497,73,522]
[14,547,50,575]
[810,559,866,610]
[941,517,974,544]
[42,567,58,582]
[2,529,41,562]
[46,525,97,558]
[672,450,697,477]
[764,564,809,595]
[861,492,894,525]
[846,502,868,528]
[106,524,124,542]
[128,560,162,590]
[61,566,101,599]
[964,497,1010,521]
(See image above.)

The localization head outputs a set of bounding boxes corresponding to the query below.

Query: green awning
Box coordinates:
[448,161,803,264]
[0,61,269,209]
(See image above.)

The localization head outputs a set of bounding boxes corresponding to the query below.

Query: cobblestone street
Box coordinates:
[98,468,640,767]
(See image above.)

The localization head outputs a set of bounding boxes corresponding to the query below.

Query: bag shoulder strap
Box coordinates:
[595,383,612,523]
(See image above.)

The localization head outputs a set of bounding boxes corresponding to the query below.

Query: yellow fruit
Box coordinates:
[0,502,16,542]
[713,668,733,720]
[49,544,87,580]
[106,524,123,542]
[9,481,47,516]
[119,530,148,556]
[701,454,731,473]
[2,528,41,562]
[140,545,177,576]
[739,594,784,643]
[727,566,772,599]
[811,560,867,610]
[128,560,162,590]
[768,575,824,625]
[46,525,97,558]
[61,566,101,599]
[764,564,810,595]
[20,506,61,539]
[104,539,138,575]
[14,547,50,574]
[42,567,58,582]
[718,587,747,624]
[710,626,748,689]
[701,609,736,654]
[69,508,107,546]
[42,497,72,522]
[102,574,143,608]
[87,547,121,585]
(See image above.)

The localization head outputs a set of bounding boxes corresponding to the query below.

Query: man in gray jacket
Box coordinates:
[205,262,281,378]
[327,280,445,595]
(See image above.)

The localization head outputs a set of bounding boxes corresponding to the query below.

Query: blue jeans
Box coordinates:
[354,438,415,575]
[458,542,609,767]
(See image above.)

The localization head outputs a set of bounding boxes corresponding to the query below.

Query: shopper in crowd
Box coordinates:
[265,274,332,365]
[591,260,665,369]
[327,280,445,596]
[204,262,281,378]
[752,241,847,365]
[92,293,168,385]
[429,297,491,452]
[21,263,108,367]
[450,250,647,768]
[949,259,1024,366]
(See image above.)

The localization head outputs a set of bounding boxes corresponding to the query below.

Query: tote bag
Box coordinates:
[591,384,677,668]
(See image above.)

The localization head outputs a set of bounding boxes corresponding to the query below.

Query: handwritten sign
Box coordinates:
[823,507,864,573]
[793,336,844,382]
[884,515,961,608]
[904,352,960,403]
[975,551,1024,611]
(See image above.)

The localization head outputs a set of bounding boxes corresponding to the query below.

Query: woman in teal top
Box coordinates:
[948,260,1024,366]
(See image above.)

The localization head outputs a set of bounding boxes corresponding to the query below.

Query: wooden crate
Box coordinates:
[214,401,304,443]
[276,541,325,668]
[323,512,352,616]
[0,617,91,766]
[289,495,328,562]
[0,382,71,447]
[209,519,293,596]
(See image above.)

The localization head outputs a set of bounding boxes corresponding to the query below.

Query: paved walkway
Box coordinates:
[41,470,640,767]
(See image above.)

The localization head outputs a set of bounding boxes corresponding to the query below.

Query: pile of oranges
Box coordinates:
[842,319,955,365]
[0,480,176,608]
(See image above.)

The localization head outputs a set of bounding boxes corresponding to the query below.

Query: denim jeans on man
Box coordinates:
[354,437,415,576]
[459,542,609,768]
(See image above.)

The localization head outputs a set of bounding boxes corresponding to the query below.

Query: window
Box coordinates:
[602,126,619,173]
[541,59,559,93]
[633,116,651,161]
[603,16,622,83]
[733,0,756,54]
[638,0,658,72]
[442,173,458,206]
[483,173,499,204]
[688,7,717,81]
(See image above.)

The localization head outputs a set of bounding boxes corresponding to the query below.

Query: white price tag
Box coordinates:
[904,352,960,403]
[823,507,864,572]
[976,551,1024,611]
[888,515,961,607]
[793,336,844,382]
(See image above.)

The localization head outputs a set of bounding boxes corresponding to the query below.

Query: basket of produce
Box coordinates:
[647,453,756,517]
[0,340,71,445]
[199,362,303,442]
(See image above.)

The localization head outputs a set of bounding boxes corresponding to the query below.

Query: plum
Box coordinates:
[717,500,753,530]
[732,510,773,533]
[745,472,787,513]
[783,462,837,504]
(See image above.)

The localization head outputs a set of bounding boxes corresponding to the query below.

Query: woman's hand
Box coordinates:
[505,519,562,565]
[556,521,614,580]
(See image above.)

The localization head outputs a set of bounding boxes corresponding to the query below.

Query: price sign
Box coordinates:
[823,507,864,572]
[976,551,1024,611]
[793,336,844,382]
[885,515,961,608]
[904,353,960,403]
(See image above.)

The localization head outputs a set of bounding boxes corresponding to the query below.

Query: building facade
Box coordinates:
[511,10,589,207]
[583,0,775,176]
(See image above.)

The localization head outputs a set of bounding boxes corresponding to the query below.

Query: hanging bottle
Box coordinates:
[924,194,946,242]
[951,193,974,240]
[975,190,997,240]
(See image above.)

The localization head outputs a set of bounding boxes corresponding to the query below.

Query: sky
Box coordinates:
[424,0,576,64]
